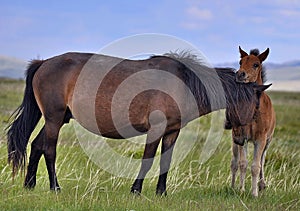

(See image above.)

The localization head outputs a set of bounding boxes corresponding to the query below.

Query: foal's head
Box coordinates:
[236,46,269,84]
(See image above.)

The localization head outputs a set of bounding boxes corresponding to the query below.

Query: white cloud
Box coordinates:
[186,7,213,20]
[274,0,300,7]
[250,16,268,24]
[279,9,300,17]
[180,22,201,30]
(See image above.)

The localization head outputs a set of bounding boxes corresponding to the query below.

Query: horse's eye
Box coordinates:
[253,63,259,68]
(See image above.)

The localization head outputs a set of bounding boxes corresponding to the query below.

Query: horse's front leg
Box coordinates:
[131,130,162,195]
[24,126,45,189]
[239,142,248,192]
[230,142,239,189]
[156,130,180,196]
[252,139,266,197]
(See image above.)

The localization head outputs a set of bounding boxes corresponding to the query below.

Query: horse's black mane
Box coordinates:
[250,49,267,84]
[159,51,255,117]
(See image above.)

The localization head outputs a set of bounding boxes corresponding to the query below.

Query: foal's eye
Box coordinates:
[253,63,259,68]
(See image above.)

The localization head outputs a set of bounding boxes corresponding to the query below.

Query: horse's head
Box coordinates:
[236,46,269,84]
[226,83,271,145]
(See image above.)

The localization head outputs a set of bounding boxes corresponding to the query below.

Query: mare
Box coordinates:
[231,47,276,197]
[7,51,269,195]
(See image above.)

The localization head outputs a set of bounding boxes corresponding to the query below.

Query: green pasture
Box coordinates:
[0,79,299,210]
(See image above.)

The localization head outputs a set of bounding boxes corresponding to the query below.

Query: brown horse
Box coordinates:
[231,47,276,197]
[7,51,270,195]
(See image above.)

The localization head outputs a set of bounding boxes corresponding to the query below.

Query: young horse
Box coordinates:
[7,51,269,195]
[231,47,276,197]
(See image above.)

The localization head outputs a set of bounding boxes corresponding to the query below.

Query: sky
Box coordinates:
[1,0,300,64]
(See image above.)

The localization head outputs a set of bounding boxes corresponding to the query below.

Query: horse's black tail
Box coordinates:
[7,60,44,176]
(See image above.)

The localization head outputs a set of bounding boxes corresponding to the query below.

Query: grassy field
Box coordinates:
[0,78,299,210]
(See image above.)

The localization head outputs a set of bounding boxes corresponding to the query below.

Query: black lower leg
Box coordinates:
[131,134,161,194]
[156,130,179,196]
[131,158,157,194]
[156,172,168,195]
[131,179,144,195]
[44,148,60,191]
[43,120,62,191]
[24,150,43,189]
[24,127,45,189]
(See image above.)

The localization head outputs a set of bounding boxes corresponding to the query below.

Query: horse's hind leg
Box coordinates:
[131,130,162,195]
[230,142,239,189]
[24,126,45,189]
[156,130,180,196]
[43,118,64,191]
[25,107,68,190]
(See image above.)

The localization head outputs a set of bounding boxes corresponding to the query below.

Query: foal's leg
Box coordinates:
[156,130,180,195]
[131,132,162,194]
[239,142,248,192]
[230,142,239,189]
[251,139,266,197]
[259,138,270,191]
[24,126,45,188]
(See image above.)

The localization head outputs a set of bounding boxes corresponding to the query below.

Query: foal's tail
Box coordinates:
[7,60,44,176]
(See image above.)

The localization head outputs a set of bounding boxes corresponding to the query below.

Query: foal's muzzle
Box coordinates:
[236,71,247,83]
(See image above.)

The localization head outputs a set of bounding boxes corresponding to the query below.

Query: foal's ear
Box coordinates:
[254,83,272,93]
[258,48,269,63]
[239,46,248,58]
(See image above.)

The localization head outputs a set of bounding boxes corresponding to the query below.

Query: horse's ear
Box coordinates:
[254,83,272,93]
[258,48,269,63]
[239,46,248,58]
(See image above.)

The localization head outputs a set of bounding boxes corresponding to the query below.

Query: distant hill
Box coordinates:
[0,55,27,79]
[0,55,299,91]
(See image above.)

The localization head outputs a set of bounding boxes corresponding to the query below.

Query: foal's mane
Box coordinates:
[250,49,267,84]
[158,51,255,114]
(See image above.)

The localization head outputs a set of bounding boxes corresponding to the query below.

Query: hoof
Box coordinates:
[131,180,142,195]
[156,189,167,196]
[130,189,141,196]
[24,177,36,189]
[24,184,35,190]
[259,181,266,191]
[50,186,61,192]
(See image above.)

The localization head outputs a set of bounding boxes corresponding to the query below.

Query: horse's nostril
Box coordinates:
[240,72,246,77]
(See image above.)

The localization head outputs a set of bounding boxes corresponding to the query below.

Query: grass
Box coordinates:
[0,79,299,210]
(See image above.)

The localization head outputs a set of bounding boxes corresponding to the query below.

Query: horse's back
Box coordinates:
[32,52,187,138]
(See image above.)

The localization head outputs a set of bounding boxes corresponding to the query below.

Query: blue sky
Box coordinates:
[1,0,299,63]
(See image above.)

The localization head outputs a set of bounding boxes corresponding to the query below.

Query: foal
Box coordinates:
[231,47,276,197]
